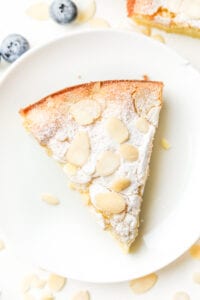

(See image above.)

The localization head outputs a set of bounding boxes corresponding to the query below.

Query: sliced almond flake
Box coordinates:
[96,151,120,176]
[41,293,54,300]
[173,292,190,300]
[21,274,36,293]
[161,138,171,150]
[152,34,165,43]
[31,275,46,289]
[47,273,66,292]
[111,178,131,192]
[190,244,200,259]
[77,0,96,23]
[106,117,129,143]
[95,192,126,214]
[120,144,139,161]
[193,272,200,284]
[66,132,90,167]
[26,2,49,21]
[89,18,110,28]
[129,273,158,294]
[0,240,5,250]
[41,194,60,206]
[136,117,149,133]
[72,290,90,300]
[70,99,101,125]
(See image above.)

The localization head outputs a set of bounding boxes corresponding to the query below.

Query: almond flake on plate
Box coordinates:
[31,275,46,289]
[47,273,66,292]
[193,272,200,284]
[129,273,158,294]
[89,18,110,28]
[161,138,171,150]
[77,0,96,23]
[41,293,54,300]
[173,292,190,300]
[72,290,90,300]
[0,240,5,250]
[21,274,36,293]
[189,244,200,259]
[41,194,60,206]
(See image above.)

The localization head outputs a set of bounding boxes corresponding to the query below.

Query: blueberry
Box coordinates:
[0,34,29,63]
[50,0,78,24]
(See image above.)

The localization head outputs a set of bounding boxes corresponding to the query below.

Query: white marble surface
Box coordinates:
[0,0,200,299]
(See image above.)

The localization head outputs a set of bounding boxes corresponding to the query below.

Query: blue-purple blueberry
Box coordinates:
[0,34,30,63]
[50,0,78,24]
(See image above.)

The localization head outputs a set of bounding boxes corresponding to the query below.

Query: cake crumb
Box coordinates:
[143,74,149,81]
[141,27,151,36]
[161,138,171,150]
[152,34,165,43]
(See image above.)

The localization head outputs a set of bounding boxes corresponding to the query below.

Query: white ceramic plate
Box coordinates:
[0,30,200,283]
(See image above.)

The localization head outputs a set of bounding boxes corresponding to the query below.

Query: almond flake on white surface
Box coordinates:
[189,244,200,259]
[72,290,90,300]
[31,275,46,289]
[41,194,60,206]
[193,272,200,284]
[77,0,96,23]
[47,273,66,292]
[129,273,158,294]
[161,138,171,150]
[41,293,54,300]
[89,18,110,28]
[26,2,49,21]
[173,292,190,300]
[0,240,5,250]
[21,274,36,293]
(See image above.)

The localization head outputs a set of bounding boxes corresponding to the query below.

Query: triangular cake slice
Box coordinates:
[127,0,200,39]
[20,80,163,252]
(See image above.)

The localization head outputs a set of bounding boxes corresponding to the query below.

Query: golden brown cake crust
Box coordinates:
[127,0,200,38]
[20,80,163,117]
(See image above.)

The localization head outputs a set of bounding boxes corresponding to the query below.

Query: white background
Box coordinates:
[0,0,200,299]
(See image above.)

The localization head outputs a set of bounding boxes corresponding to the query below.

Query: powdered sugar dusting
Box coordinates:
[23,81,162,246]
